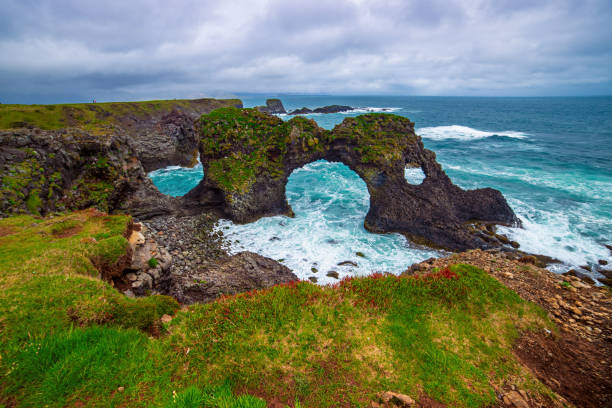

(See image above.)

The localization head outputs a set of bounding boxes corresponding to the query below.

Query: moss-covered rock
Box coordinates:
[186,108,518,251]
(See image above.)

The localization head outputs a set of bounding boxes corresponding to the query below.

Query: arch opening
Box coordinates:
[404,165,426,185]
[218,159,440,284]
[148,162,204,197]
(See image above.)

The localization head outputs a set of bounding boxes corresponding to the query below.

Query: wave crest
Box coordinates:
[417,125,528,141]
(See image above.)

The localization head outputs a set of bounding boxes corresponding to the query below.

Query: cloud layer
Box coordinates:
[1,0,611,102]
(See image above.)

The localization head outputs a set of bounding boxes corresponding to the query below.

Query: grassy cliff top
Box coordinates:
[0,210,562,407]
[0,98,242,131]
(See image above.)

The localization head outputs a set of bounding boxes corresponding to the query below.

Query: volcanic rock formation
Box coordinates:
[184,107,519,251]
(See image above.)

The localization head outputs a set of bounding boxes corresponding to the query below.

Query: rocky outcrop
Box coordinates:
[185,107,519,251]
[255,98,286,114]
[168,251,298,304]
[288,104,354,115]
[0,127,175,219]
[0,98,242,219]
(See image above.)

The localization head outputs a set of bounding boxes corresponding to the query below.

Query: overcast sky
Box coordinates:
[1,0,611,103]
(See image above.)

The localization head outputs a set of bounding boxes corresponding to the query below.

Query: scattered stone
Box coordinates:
[598,259,608,265]
[356,251,366,258]
[599,270,612,279]
[311,267,318,273]
[338,261,358,267]
[378,391,415,407]
[308,276,318,283]
[117,386,124,393]
[326,270,339,279]
[160,314,173,324]
[510,240,520,248]
[580,265,592,272]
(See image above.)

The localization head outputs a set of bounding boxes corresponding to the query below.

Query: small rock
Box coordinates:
[308,276,318,283]
[598,277,612,286]
[338,260,358,267]
[510,240,520,248]
[598,259,608,265]
[356,251,366,258]
[504,390,529,408]
[117,386,124,392]
[379,391,415,407]
[580,265,592,272]
[326,270,340,279]
[161,314,173,324]
[125,272,138,282]
[518,255,536,265]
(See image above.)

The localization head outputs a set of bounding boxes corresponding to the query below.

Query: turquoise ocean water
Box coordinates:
[149,96,612,283]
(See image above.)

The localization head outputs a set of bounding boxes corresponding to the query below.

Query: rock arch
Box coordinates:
[183,108,519,251]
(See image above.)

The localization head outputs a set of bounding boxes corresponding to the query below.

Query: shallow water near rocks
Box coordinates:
[150,95,612,282]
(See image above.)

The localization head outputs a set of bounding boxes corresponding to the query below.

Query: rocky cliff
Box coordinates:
[0,98,241,218]
[185,107,519,251]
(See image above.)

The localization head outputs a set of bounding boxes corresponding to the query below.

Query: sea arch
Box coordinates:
[182,107,518,251]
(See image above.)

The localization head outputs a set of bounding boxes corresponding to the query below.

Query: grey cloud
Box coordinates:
[0,0,611,103]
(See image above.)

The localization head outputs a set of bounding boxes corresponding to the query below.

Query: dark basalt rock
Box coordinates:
[168,251,298,304]
[288,105,354,115]
[185,107,520,251]
[313,105,354,114]
[255,98,286,114]
[288,107,313,115]
[0,128,175,219]
[0,99,242,219]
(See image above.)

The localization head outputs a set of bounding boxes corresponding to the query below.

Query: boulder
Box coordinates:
[169,251,298,304]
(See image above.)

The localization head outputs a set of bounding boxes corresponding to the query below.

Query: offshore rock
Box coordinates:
[255,98,286,114]
[185,107,519,251]
[288,104,354,115]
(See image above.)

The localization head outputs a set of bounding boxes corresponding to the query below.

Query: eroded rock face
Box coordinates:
[185,108,519,251]
[0,99,242,219]
[0,128,175,219]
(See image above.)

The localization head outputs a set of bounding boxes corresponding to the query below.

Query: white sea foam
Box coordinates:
[498,198,611,274]
[216,161,441,284]
[417,125,528,141]
[345,107,401,114]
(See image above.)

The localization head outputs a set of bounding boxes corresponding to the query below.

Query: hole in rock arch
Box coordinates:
[147,162,204,197]
[219,160,440,283]
[404,165,426,185]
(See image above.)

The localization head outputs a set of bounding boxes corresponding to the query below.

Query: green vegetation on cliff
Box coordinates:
[198,107,417,194]
[0,211,561,407]
[0,98,242,132]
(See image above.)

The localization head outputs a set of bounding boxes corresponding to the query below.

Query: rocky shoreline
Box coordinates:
[118,213,299,304]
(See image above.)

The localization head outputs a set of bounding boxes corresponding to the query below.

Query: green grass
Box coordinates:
[0,99,242,132]
[0,211,558,407]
